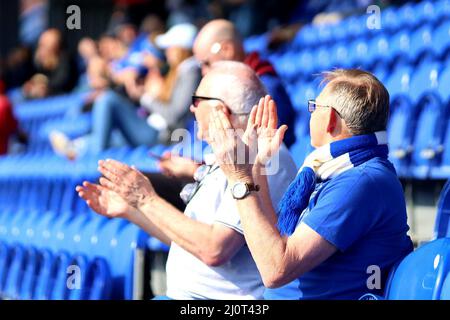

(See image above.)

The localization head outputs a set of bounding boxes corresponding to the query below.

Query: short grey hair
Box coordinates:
[207,61,267,124]
[321,69,390,135]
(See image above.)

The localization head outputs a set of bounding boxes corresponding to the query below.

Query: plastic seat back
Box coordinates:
[386,238,450,299]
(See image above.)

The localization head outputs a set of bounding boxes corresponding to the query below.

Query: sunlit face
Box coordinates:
[193,41,224,76]
[190,80,221,141]
[309,85,335,148]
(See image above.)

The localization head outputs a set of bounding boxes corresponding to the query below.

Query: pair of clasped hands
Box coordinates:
[76,95,288,218]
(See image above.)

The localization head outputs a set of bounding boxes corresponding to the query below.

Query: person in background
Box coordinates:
[22,28,78,99]
[50,23,201,158]
[0,95,18,155]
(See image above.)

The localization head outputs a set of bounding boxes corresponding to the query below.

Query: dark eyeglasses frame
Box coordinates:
[308,99,343,119]
[192,95,226,108]
[191,95,249,115]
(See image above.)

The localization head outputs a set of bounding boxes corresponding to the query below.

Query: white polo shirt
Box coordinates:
[165,144,298,300]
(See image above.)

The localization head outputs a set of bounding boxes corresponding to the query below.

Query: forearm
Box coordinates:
[126,207,172,246]
[138,196,218,262]
[251,165,278,226]
[231,175,289,285]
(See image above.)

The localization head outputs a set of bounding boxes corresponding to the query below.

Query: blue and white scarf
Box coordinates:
[277,131,389,236]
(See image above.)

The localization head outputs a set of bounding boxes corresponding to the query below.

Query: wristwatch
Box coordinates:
[231,182,260,200]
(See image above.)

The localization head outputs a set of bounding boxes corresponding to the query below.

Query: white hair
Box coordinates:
[206,61,267,125]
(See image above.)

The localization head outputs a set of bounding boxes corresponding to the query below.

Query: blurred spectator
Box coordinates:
[50,23,201,158]
[140,19,297,237]
[166,0,211,27]
[2,46,35,90]
[139,14,166,35]
[0,95,18,155]
[193,19,296,147]
[75,37,99,92]
[98,33,128,64]
[22,28,78,99]
[77,37,98,74]
[19,0,48,48]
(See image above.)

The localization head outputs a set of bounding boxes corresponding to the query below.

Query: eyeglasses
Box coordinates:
[191,95,249,115]
[308,99,343,119]
[192,95,226,108]
[180,164,218,204]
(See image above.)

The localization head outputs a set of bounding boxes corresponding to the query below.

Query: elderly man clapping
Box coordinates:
[76,61,297,299]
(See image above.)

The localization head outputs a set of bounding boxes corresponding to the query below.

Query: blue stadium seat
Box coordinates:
[330,20,348,42]
[365,35,390,67]
[388,30,411,63]
[330,43,351,69]
[33,249,54,299]
[437,62,450,103]
[348,38,370,67]
[66,254,88,300]
[273,51,302,81]
[297,50,315,76]
[345,15,368,39]
[48,251,71,300]
[314,46,333,72]
[315,24,333,44]
[0,241,9,297]
[385,65,414,176]
[409,24,434,62]
[435,0,450,20]
[3,244,26,299]
[292,24,317,49]
[384,64,412,100]
[407,60,444,178]
[430,62,450,179]
[380,6,401,31]
[433,20,450,59]
[441,274,450,299]
[243,33,269,54]
[385,237,450,299]
[434,180,450,239]
[18,246,40,299]
[396,2,416,28]
[413,1,437,24]
[290,81,317,112]
[409,94,445,178]
[371,61,389,83]
[82,257,111,299]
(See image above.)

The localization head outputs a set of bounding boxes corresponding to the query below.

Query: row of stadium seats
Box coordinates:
[12,92,86,154]
[0,142,168,299]
[245,0,450,55]
[0,145,164,213]
[0,241,111,300]
[271,21,450,80]
[0,209,148,299]
[291,2,450,48]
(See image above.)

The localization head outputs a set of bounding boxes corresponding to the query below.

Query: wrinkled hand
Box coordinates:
[208,108,254,183]
[243,95,287,166]
[158,152,201,178]
[76,181,134,219]
[97,159,157,209]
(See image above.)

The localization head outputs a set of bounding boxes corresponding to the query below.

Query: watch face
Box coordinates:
[233,183,248,199]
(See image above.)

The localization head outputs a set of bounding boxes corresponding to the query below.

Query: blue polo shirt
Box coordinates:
[295,157,413,300]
